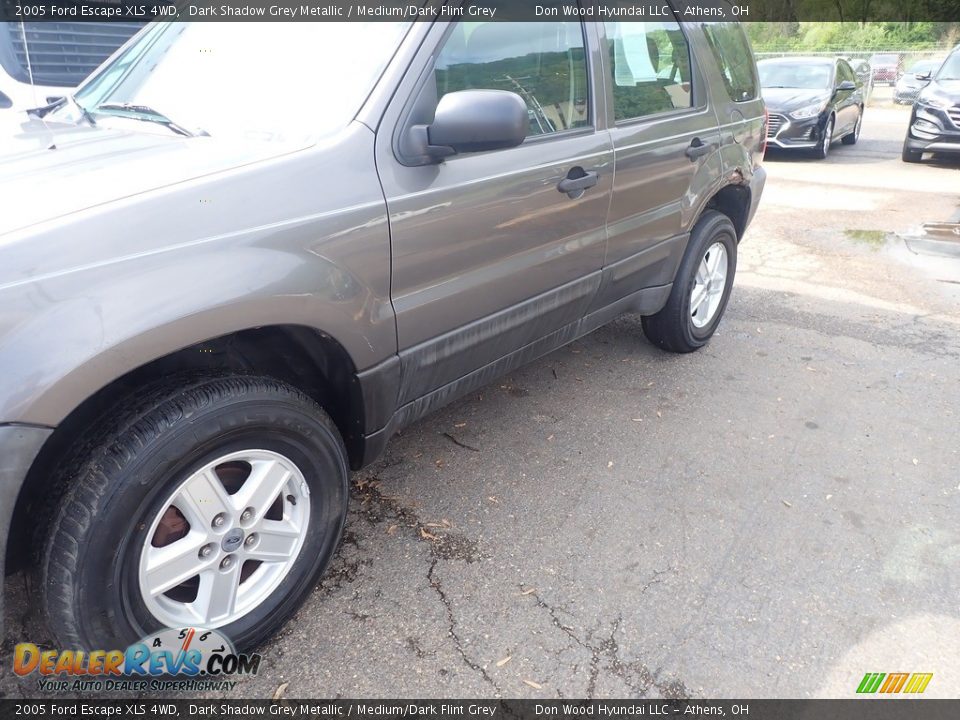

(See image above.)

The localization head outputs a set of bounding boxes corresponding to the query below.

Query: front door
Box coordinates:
[376,15,613,405]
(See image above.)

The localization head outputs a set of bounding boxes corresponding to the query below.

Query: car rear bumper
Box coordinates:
[745,166,767,233]
[0,424,52,638]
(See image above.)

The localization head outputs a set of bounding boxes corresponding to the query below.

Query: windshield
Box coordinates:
[758,62,832,90]
[936,53,960,81]
[62,22,410,142]
[908,61,937,74]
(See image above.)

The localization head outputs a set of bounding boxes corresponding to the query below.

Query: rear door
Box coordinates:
[590,18,722,313]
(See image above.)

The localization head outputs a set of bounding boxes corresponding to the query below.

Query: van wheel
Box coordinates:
[39,375,348,652]
[642,210,737,353]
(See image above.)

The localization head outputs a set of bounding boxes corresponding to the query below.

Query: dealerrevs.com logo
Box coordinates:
[13,627,260,693]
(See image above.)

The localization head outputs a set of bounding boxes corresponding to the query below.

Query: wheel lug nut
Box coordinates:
[244,533,257,548]
[241,509,253,522]
[220,556,233,570]
[199,544,214,559]
[212,513,227,529]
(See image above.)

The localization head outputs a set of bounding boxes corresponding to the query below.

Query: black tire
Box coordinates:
[842,108,863,145]
[39,375,348,652]
[812,115,834,159]
[902,141,923,163]
[642,210,738,353]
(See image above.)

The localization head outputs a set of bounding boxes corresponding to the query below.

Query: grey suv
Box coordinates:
[0,15,765,652]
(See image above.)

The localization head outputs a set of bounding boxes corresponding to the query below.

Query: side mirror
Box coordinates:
[424,90,527,161]
[915,71,932,81]
[837,80,857,91]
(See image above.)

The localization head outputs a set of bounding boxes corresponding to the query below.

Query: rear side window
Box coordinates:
[434,21,589,138]
[700,22,758,102]
[604,21,692,121]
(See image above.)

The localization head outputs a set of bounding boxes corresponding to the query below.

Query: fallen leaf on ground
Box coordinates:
[782,500,793,508]
[272,682,289,700]
[912,458,919,465]
[386,525,398,535]
[455,422,467,428]
[496,656,512,667]
[520,588,537,596]
[419,528,439,541]
[488,496,499,504]
[607,461,614,468]
[523,679,543,690]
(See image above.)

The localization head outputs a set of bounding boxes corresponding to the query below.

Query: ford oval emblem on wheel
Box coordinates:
[221,528,244,553]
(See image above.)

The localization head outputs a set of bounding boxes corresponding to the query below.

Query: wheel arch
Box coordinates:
[702,183,752,241]
[6,324,378,574]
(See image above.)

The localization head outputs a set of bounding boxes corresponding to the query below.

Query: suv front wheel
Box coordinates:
[39,376,348,652]
[642,210,738,353]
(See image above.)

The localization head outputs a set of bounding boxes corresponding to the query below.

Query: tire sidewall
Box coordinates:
[69,390,347,651]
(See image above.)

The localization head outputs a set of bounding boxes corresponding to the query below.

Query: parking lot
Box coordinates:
[3,96,959,700]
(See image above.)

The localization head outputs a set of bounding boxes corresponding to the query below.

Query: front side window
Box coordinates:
[434,20,589,138]
[604,21,692,121]
[701,22,758,102]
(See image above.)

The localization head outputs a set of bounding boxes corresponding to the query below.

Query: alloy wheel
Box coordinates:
[690,242,729,329]
[137,449,311,628]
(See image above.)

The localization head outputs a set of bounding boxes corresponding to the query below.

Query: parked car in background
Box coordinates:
[847,57,873,100]
[895,59,941,104]
[0,21,143,111]
[869,53,901,85]
[902,47,960,162]
[0,18,766,652]
[759,56,864,159]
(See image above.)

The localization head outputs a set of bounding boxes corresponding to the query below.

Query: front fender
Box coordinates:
[0,127,394,426]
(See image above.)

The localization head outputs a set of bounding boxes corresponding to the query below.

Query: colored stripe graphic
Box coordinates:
[880,673,910,693]
[903,673,933,694]
[857,673,885,693]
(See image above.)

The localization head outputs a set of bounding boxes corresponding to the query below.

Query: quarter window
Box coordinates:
[604,21,693,121]
[700,22,758,102]
[434,20,590,138]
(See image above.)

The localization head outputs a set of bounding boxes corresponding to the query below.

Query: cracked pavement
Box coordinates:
[3,100,960,700]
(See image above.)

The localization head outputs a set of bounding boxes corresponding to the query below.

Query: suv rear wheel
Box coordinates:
[642,210,738,353]
[39,375,348,652]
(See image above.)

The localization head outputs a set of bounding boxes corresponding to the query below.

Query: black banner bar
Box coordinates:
[1,0,959,22]
[2,700,960,720]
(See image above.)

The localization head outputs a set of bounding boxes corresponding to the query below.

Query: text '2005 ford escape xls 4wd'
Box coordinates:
[0,9,765,651]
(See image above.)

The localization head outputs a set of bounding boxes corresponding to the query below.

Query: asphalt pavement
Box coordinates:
[2,96,959,700]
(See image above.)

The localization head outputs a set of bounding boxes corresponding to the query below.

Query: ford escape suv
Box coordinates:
[0,12,765,652]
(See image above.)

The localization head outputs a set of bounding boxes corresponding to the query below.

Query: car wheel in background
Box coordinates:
[812,116,834,159]
[642,210,737,354]
[902,140,923,163]
[842,109,863,145]
[38,375,349,652]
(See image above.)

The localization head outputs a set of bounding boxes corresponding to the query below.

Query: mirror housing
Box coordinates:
[423,90,527,161]
[915,71,932,81]
[837,80,857,91]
